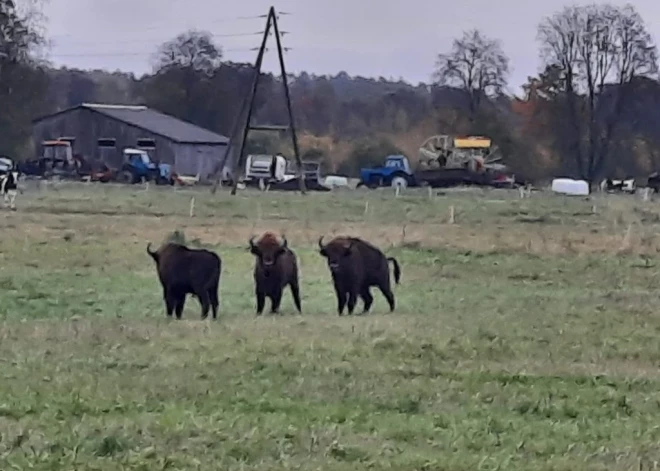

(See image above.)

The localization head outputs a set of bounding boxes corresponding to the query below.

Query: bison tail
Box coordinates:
[146,242,159,263]
[387,257,401,284]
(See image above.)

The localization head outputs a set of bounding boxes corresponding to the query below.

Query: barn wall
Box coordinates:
[173,143,229,180]
[32,109,177,169]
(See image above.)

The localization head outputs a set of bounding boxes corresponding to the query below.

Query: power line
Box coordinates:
[48,47,271,58]
[48,12,290,38]
[51,31,267,47]
[46,10,294,66]
[48,47,294,58]
[49,15,264,37]
[47,31,292,57]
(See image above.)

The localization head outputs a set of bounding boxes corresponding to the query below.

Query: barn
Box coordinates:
[32,103,231,179]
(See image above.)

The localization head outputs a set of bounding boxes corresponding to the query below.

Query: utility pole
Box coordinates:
[211,6,305,196]
[271,7,305,194]
[209,75,251,195]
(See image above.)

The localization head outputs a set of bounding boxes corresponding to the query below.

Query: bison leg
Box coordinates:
[198,291,211,320]
[360,287,374,314]
[164,288,175,318]
[333,285,347,316]
[208,287,219,319]
[165,297,175,318]
[346,290,358,315]
[256,289,266,315]
[270,290,283,314]
[174,295,186,320]
[290,279,302,313]
[377,282,396,312]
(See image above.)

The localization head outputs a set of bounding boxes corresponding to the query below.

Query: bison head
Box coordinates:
[318,236,353,274]
[249,232,288,270]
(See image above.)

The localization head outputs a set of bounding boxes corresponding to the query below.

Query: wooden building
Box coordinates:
[32,103,231,179]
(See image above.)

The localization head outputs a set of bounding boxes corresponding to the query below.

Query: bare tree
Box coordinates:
[1,0,46,63]
[146,30,223,125]
[0,0,48,156]
[433,29,510,118]
[153,30,222,76]
[538,3,658,184]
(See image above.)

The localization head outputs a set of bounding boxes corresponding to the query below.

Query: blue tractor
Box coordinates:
[116,148,174,185]
[357,154,417,189]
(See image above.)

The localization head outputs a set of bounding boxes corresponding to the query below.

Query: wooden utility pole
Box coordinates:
[271,8,305,194]
[210,6,305,196]
[209,78,251,195]
[229,10,272,196]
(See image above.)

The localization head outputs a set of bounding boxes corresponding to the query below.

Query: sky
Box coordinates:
[43,0,660,95]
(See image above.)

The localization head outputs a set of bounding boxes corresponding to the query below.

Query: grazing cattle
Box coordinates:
[248,232,302,315]
[146,242,222,320]
[318,235,401,316]
[600,178,636,194]
[648,173,660,194]
[1,171,19,210]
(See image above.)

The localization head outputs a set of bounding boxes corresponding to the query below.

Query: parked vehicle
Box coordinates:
[357,134,517,189]
[358,154,516,189]
[286,160,322,183]
[242,153,330,191]
[244,153,287,188]
[17,139,77,178]
[357,154,414,188]
[115,148,174,185]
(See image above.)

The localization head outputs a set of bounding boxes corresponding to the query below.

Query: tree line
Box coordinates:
[2,0,660,182]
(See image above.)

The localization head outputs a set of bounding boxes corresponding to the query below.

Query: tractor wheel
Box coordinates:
[117,170,134,184]
[391,175,409,188]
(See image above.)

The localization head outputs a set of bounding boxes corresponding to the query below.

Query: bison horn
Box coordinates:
[281,235,288,248]
[318,235,325,250]
[248,235,257,251]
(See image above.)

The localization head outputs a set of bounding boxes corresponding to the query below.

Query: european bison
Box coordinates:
[146,242,222,319]
[318,235,401,315]
[248,232,302,315]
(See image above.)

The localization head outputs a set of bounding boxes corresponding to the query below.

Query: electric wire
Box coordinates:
[47,13,291,60]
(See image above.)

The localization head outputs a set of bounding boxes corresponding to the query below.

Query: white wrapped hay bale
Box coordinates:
[551,178,589,196]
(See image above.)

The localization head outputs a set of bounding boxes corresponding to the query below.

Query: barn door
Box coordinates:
[97,138,118,168]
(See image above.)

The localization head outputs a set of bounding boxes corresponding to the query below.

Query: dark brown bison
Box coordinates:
[146,242,222,319]
[249,232,302,315]
[318,235,401,315]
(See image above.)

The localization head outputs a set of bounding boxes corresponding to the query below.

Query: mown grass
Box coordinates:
[1,182,660,469]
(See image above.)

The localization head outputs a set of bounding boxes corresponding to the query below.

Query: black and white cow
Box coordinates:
[600,178,636,194]
[0,171,19,210]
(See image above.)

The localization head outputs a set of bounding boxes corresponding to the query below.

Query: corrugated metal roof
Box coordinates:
[83,104,228,144]
[32,103,228,145]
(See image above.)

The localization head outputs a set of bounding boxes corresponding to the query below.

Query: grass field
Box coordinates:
[2,182,660,470]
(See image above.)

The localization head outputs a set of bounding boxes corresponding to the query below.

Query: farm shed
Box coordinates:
[32,103,231,179]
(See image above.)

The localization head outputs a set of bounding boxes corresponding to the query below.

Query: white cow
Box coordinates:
[0,171,19,210]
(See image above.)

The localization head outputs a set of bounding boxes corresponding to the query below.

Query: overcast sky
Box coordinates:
[44,0,660,95]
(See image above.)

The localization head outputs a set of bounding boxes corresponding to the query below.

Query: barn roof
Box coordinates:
[33,103,229,145]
